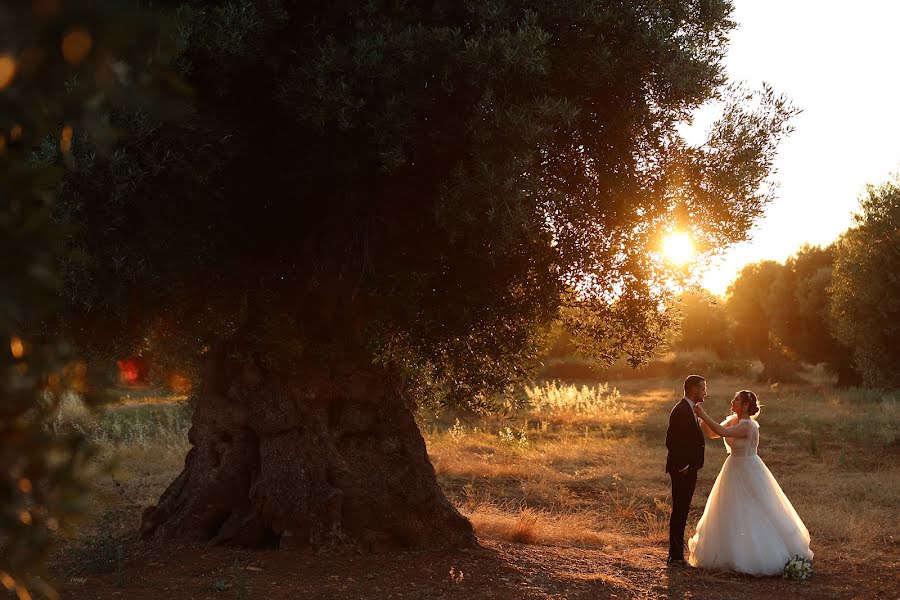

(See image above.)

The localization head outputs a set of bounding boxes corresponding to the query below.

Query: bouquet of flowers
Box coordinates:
[783,555,813,580]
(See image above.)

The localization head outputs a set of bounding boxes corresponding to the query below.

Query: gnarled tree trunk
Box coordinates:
[140,349,475,550]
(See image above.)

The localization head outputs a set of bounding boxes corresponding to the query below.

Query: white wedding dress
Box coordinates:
[688,417,813,575]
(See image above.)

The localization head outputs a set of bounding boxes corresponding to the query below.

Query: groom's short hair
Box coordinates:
[684,374,705,395]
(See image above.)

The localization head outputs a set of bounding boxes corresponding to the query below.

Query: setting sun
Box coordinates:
[662,231,695,265]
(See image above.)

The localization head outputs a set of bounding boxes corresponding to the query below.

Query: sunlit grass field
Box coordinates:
[423,378,899,557]
[56,374,899,588]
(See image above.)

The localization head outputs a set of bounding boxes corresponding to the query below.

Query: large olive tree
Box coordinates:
[57,0,794,550]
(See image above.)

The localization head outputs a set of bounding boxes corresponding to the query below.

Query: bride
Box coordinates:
[689,390,813,575]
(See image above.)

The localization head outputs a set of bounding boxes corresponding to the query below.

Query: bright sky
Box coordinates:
[687,0,900,296]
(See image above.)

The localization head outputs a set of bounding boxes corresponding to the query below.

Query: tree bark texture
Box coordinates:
[140,350,475,551]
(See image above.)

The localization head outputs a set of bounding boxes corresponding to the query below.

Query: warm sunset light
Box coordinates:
[7,3,896,596]
[681,1,900,296]
[60,125,73,153]
[117,357,148,385]
[168,371,192,393]
[0,55,16,90]
[61,27,92,65]
[662,231,695,266]
[9,336,24,359]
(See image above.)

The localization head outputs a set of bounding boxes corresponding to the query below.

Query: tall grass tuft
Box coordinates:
[52,394,193,450]
[524,381,630,421]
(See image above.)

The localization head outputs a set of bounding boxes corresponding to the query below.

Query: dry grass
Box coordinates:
[523,381,634,424]
[463,504,624,548]
[425,377,900,562]
[51,392,192,524]
[61,375,899,585]
[55,392,191,454]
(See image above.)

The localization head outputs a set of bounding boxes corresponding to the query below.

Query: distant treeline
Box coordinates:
[677,176,900,388]
[544,175,900,389]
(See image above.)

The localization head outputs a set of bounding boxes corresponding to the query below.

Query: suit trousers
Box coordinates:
[669,468,697,560]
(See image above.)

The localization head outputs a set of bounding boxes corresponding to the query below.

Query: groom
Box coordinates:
[665,374,707,565]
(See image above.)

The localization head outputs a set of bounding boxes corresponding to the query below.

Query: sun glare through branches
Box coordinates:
[661,231,695,266]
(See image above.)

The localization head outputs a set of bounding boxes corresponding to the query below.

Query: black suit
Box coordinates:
[665,398,705,561]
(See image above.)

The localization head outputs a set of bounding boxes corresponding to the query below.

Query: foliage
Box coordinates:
[727,178,900,388]
[57,1,795,408]
[767,245,860,386]
[725,260,800,381]
[671,288,733,356]
[726,260,781,357]
[0,1,178,594]
[725,244,861,385]
[831,176,900,387]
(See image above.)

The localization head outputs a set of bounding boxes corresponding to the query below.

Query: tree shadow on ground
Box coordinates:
[54,535,875,600]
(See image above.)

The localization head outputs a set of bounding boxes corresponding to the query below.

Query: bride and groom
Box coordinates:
[665,374,814,575]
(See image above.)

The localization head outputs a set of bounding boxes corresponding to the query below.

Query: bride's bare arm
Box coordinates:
[699,418,718,439]
[695,407,748,438]
[700,415,735,439]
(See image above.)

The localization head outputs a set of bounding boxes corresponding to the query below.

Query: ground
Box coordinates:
[54,537,896,600]
[51,371,899,599]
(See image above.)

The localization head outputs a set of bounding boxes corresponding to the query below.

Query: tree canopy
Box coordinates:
[725,260,795,378]
[57,0,795,405]
[725,246,860,385]
[831,177,900,387]
[768,245,859,386]
[671,288,733,356]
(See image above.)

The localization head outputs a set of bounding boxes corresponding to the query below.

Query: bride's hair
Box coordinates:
[737,390,761,418]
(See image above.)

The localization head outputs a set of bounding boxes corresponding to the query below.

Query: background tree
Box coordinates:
[725,260,800,382]
[0,1,176,595]
[767,245,861,386]
[56,0,795,550]
[672,288,733,356]
[831,177,900,387]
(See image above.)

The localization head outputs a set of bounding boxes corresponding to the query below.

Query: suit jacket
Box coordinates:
[665,398,705,473]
